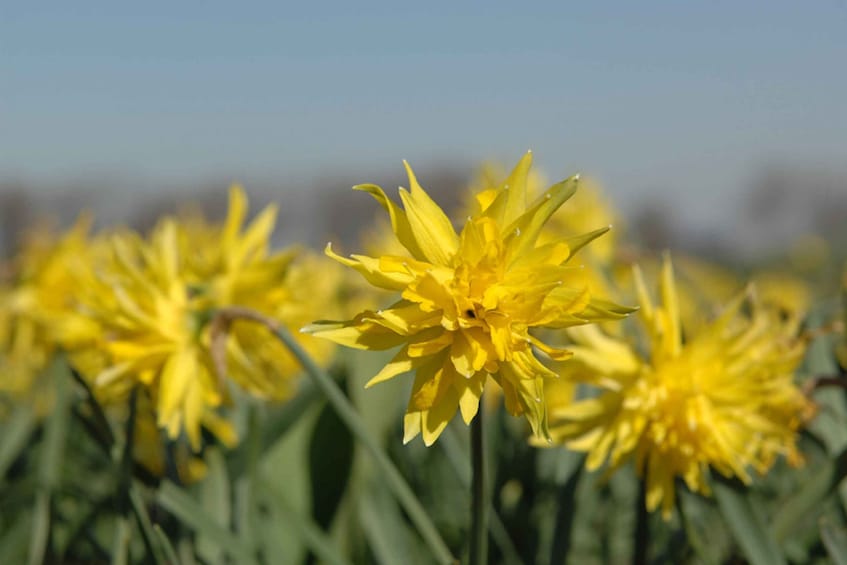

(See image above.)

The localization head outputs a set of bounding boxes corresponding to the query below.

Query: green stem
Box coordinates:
[470,408,488,565]
[211,308,455,565]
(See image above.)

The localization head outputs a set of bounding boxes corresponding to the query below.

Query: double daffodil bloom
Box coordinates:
[545,256,813,517]
[307,153,632,445]
[67,186,338,450]
[0,218,98,415]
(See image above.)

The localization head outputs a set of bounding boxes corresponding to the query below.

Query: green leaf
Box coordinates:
[0,408,36,481]
[713,475,786,565]
[109,516,131,565]
[549,452,583,565]
[308,388,354,532]
[156,481,257,565]
[771,447,847,542]
[821,518,847,565]
[28,358,72,565]
[677,489,723,565]
[358,480,423,565]
[226,381,320,480]
[129,484,167,565]
[197,449,231,565]
[152,525,181,565]
[258,476,351,565]
[0,509,31,564]
[27,492,50,565]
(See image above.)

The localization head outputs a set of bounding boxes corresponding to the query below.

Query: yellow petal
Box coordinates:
[403,412,422,444]
[354,182,427,260]
[365,347,422,388]
[398,161,459,265]
[503,175,579,262]
[157,350,196,431]
[421,385,460,446]
[325,243,412,290]
[659,254,682,356]
[457,373,485,424]
[223,184,248,247]
[302,319,407,351]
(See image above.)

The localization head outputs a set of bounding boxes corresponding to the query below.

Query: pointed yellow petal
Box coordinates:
[354,183,427,260]
[501,151,534,225]
[457,374,485,424]
[503,175,580,262]
[325,243,413,290]
[403,411,422,444]
[659,254,682,356]
[223,184,248,246]
[157,351,196,431]
[302,318,407,350]
[421,385,460,446]
[398,161,459,265]
[365,347,422,388]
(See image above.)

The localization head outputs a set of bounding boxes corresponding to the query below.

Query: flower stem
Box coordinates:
[470,407,488,565]
[210,307,455,565]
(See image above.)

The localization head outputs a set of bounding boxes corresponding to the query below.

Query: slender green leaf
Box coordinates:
[358,480,422,565]
[0,408,36,481]
[198,449,231,565]
[129,484,167,565]
[771,447,847,541]
[549,454,583,565]
[0,511,31,564]
[156,481,257,565]
[28,359,72,565]
[259,476,351,565]
[822,519,847,565]
[713,476,786,565]
[677,489,722,565]
[152,525,181,565]
[308,394,354,532]
[226,381,320,480]
[110,516,131,565]
[27,492,50,565]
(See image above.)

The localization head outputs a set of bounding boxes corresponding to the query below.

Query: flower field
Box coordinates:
[1,154,846,564]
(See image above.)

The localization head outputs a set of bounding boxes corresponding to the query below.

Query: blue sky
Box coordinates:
[2,2,845,225]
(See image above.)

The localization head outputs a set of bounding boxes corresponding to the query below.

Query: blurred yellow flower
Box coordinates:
[750,271,811,322]
[307,153,633,445]
[71,220,227,450]
[0,217,98,415]
[546,256,813,517]
[67,185,338,450]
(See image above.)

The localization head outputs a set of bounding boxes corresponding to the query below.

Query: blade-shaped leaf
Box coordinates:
[713,476,786,565]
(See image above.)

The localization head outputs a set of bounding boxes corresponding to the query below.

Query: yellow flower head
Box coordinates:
[68,185,335,450]
[72,219,229,450]
[307,153,633,445]
[0,217,97,414]
[546,255,813,518]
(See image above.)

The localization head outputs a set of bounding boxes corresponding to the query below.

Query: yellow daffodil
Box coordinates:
[307,153,633,445]
[67,185,337,450]
[71,220,229,450]
[545,256,813,517]
[181,186,337,402]
[0,217,98,415]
